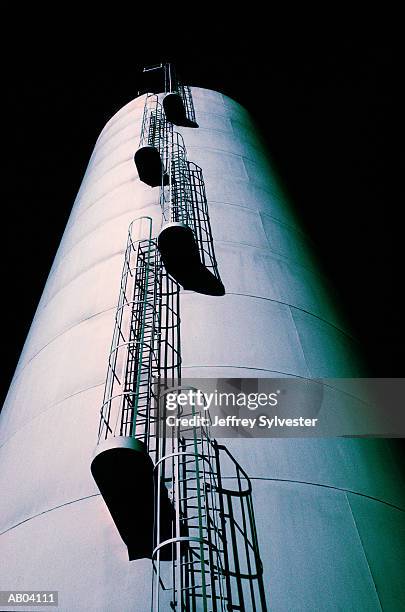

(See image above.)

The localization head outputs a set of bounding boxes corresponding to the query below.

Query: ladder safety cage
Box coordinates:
[160,130,193,228]
[152,386,268,611]
[91,217,182,561]
[176,81,199,128]
[210,442,268,612]
[162,62,199,128]
[188,161,223,286]
[135,94,170,188]
[158,131,225,296]
[96,217,162,447]
[152,387,228,612]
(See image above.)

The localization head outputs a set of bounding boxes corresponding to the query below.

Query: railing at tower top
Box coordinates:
[141,63,199,129]
[91,216,181,561]
[134,94,169,187]
[158,130,225,296]
[152,387,267,611]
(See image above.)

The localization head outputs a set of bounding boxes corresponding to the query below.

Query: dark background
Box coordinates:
[2,24,402,405]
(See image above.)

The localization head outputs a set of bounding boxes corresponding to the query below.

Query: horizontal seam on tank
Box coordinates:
[181,125,233,138]
[186,145,276,179]
[97,117,134,146]
[97,123,138,152]
[212,237,295,255]
[186,290,353,340]
[223,476,405,513]
[0,494,102,537]
[86,144,271,188]
[208,199,310,240]
[182,365,308,377]
[20,292,351,384]
[243,210,325,286]
[74,180,298,239]
[92,122,258,173]
[51,199,159,272]
[344,493,384,609]
[100,107,136,136]
[205,176,281,202]
[59,235,297,275]
[259,209,315,244]
[67,186,299,264]
[77,156,134,193]
[98,93,245,140]
[72,172,278,229]
[71,175,268,230]
[185,135,271,161]
[193,105,251,123]
[88,134,139,174]
[186,143,273,171]
[73,161,135,214]
[197,166,287,200]
[98,101,145,139]
[40,248,125,310]
[69,177,139,226]
[181,124,256,142]
[0,382,105,451]
[97,112,141,146]
[12,307,116,383]
[181,366,368,406]
[50,213,322,298]
[243,206,315,255]
[211,237,328,281]
[97,107,247,149]
[39,249,344,342]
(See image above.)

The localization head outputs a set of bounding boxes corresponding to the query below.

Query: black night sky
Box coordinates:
[2,23,402,405]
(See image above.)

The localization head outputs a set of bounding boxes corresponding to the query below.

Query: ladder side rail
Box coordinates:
[97,229,136,441]
[213,442,268,611]
[178,83,197,125]
[96,217,154,443]
[188,162,222,281]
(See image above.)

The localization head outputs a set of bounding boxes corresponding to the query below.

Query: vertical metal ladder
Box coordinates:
[158,129,225,296]
[134,94,169,187]
[152,390,268,611]
[91,216,181,560]
[187,161,223,286]
[119,238,161,441]
[96,217,165,446]
[176,80,199,128]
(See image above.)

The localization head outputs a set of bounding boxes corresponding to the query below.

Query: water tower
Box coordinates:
[1,66,404,611]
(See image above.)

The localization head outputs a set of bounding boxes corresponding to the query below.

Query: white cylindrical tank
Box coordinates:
[0,88,404,611]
